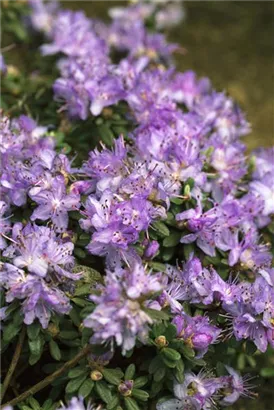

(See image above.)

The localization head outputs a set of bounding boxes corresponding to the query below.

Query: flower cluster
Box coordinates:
[0,114,81,326]
[84,262,163,353]
[0,222,78,328]
[157,367,253,409]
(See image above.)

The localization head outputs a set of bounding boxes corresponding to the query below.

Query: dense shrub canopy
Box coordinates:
[1,2,273,410]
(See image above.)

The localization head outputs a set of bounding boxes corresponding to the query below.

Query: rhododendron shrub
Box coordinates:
[1,2,273,410]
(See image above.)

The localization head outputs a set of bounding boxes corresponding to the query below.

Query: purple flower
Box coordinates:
[177,201,218,256]
[173,313,221,358]
[143,240,159,260]
[83,136,127,193]
[0,53,7,74]
[86,74,126,116]
[84,262,163,353]
[0,264,71,328]
[0,201,11,250]
[30,175,80,232]
[155,3,185,30]
[29,0,58,34]
[157,373,219,410]
[169,71,211,109]
[3,223,77,280]
[219,366,253,406]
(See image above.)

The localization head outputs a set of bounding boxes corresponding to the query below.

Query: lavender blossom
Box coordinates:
[84,263,163,353]
[173,313,221,358]
[30,175,80,232]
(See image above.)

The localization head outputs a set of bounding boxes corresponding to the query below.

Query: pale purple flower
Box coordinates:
[3,223,77,280]
[169,71,211,109]
[177,202,218,256]
[219,366,252,406]
[29,0,58,34]
[84,263,163,353]
[173,313,221,358]
[30,175,80,232]
[0,264,71,328]
[0,201,11,250]
[0,53,7,74]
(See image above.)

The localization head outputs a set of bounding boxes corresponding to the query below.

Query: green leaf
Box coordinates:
[174,368,184,383]
[28,335,44,357]
[29,353,42,366]
[152,221,170,237]
[72,297,88,307]
[124,397,140,410]
[78,379,94,398]
[143,308,170,321]
[245,341,257,355]
[216,362,226,376]
[69,308,81,327]
[150,380,164,397]
[13,310,24,326]
[237,353,245,370]
[131,389,149,402]
[163,232,181,247]
[162,348,181,361]
[3,322,21,343]
[165,324,177,341]
[74,284,91,297]
[260,368,274,378]
[27,322,40,340]
[96,381,113,404]
[176,358,185,374]
[65,374,87,394]
[68,367,88,379]
[28,397,40,410]
[74,248,86,259]
[182,243,194,260]
[73,265,102,284]
[170,197,184,205]
[185,178,195,190]
[153,367,166,382]
[133,376,149,389]
[42,399,53,410]
[152,322,166,337]
[59,331,79,340]
[246,355,256,368]
[49,339,61,361]
[106,395,120,410]
[162,246,175,262]
[98,123,115,147]
[161,356,177,368]
[125,364,135,380]
[148,356,163,374]
[22,406,33,410]
[180,344,195,359]
[102,368,123,386]
[149,262,166,272]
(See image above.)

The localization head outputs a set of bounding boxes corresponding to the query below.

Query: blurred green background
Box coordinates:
[65,0,274,152]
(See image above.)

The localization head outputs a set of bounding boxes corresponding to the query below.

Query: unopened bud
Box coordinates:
[90,370,103,381]
[184,184,191,197]
[47,323,59,338]
[155,335,168,348]
[118,380,133,396]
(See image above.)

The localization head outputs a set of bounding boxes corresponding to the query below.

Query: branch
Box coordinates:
[1,326,26,402]
[1,344,92,408]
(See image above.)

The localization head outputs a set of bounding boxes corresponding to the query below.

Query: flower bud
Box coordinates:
[118,380,134,396]
[144,240,159,260]
[155,335,168,348]
[47,323,59,338]
[90,370,103,381]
